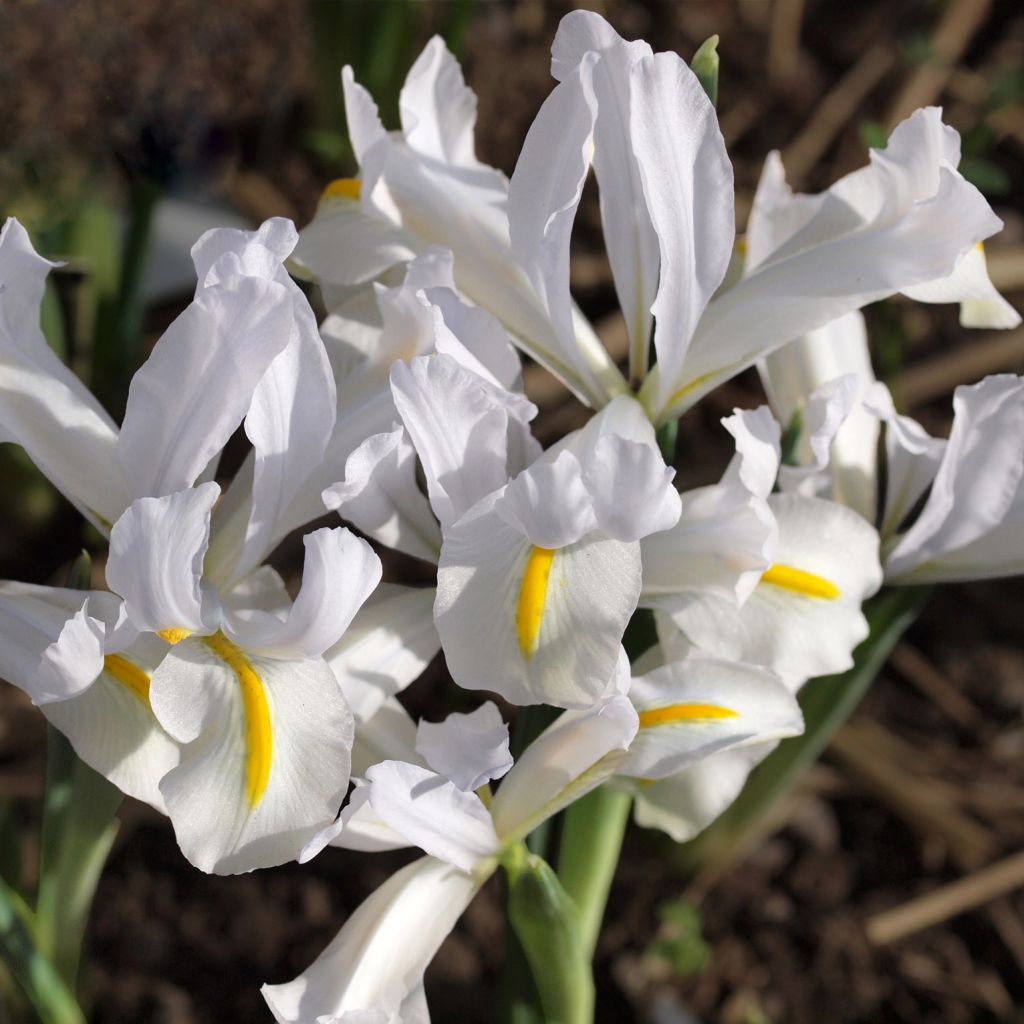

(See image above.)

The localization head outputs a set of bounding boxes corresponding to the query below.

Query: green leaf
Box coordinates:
[0,876,84,1024]
[505,847,594,1024]
[691,36,720,107]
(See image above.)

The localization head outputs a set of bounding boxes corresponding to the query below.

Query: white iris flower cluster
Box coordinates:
[0,12,1019,1022]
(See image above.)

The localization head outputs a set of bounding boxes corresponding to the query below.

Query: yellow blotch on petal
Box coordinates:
[103,655,152,709]
[157,627,193,646]
[321,177,361,202]
[516,547,556,658]
[760,563,840,600]
[637,703,738,729]
[202,632,273,810]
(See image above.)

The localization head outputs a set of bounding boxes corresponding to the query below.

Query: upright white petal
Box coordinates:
[762,311,880,520]
[491,695,638,843]
[342,65,387,165]
[229,528,381,660]
[365,761,500,873]
[262,856,480,1024]
[415,703,513,792]
[551,11,659,380]
[399,36,479,167]
[118,249,295,499]
[324,428,442,564]
[0,218,130,529]
[106,484,219,636]
[629,50,735,413]
[508,54,628,407]
[152,636,354,874]
[391,354,536,531]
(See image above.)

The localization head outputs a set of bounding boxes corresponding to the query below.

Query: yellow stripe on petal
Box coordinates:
[103,655,152,709]
[760,563,840,600]
[516,546,556,658]
[158,627,193,646]
[321,177,361,202]
[638,703,739,729]
[202,632,272,809]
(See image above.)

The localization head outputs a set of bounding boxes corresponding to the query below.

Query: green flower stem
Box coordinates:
[0,876,84,1024]
[505,845,594,1024]
[555,785,633,959]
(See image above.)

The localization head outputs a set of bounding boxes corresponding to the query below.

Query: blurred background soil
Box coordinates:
[2,1,1024,1021]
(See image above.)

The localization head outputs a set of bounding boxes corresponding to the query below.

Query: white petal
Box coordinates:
[292,194,417,289]
[365,760,500,872]
[436,492,640,708]
[415,703,513,791]
[629,51,735,413]
[400,36,479,167]
[225,271,337,585]
[0,582,125,704]
[631,743,776,843]
[106,483,219,635]
[151,636,354,873]
[863,383,944,540]
[584,434,681,541]
[494,451,597,549]
[42,633,179,812]
[652,109,1004,422]
[229,528,382,660]
[324,428,441,564]
[342,66,387,165]
[302,784,409,862]
[903,241,1021,329]
[0,218,129,529]
[118,252,296,499]
[391,354,536,531]
[350,695,421,777]
[671,494,883,678]
[885,375,1024,581]
[762,311,880,519]
[508,54,624,407]
[326,583,439,725]
[551,11,659,379]
[490,695,639,843]
[262,856,480,1024]
[621,658,802,780]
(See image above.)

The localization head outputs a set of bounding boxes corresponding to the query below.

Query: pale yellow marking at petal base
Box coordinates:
[157,627,193,646]
[760,563,840,600]
[637,703,739,729]
[516,547,556,658]
[103,655,152,709]
[202,632,273,809]
[321,177,361,202]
